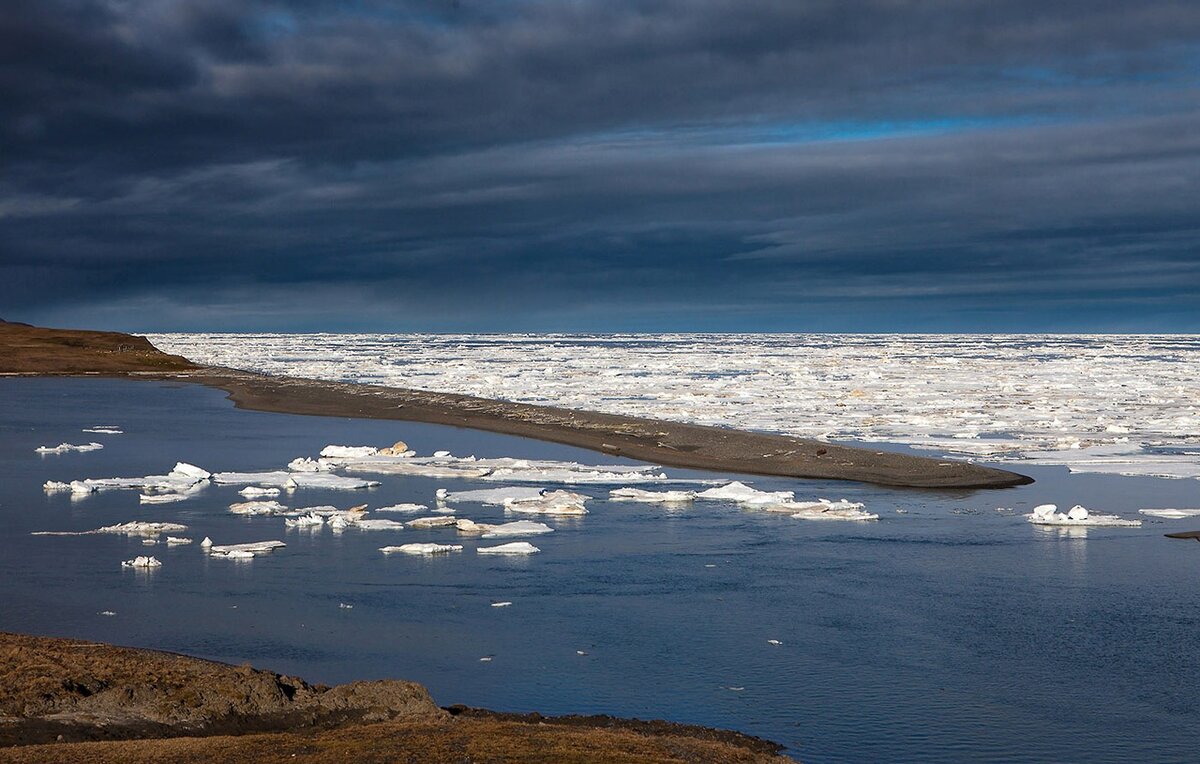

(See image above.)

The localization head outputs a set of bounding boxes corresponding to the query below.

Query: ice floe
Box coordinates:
[166,536,192,545]
[787,502,879,522]
[287,457,329,472]
[380,543,463,555]
[480,521,554,538]
[1026,504,1141,527]
[442,486,547,505]
[350,519,406,531]
[239,486,281,498]
[207,540,286,557]
[503,490,589,516]
[83,426,123,434]
[212,471,378,490]
[121,556,161,568]
[697,481,795,505]
[406,516,460,528]
[375,503,428,513]
[609,488,697,503]
[45,462,211,498]
[229,499,288,515]
[320,445,379,458]
[35,442,103,455]
[33,521,189,537]
[478,541,540,555]
[1138,508,1200,519]
[284,513,325,528]
[454,519,497,534]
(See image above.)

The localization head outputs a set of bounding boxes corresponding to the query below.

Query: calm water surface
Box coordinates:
[1,378,1197,762]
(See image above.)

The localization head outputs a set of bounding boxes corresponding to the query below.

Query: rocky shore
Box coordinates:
[0,632,792,763]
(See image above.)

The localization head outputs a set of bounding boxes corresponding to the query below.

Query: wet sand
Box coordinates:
[0,320,1032,489]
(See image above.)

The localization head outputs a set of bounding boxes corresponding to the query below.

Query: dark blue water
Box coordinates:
[1,377,1197,762]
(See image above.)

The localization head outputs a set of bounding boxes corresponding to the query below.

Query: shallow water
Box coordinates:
[2,377,1198,763]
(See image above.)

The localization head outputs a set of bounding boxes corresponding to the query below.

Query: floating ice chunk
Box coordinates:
[380,543,463,555]
[200,536,213,548]
[221,550,256,559]
[491,601,512,607]
[207,540,286,557]
[788,504,880,522]
[406,516,459,528]
[239,486,281,498]
[98,610,116,616]
[698,482,795,505]
[320,445,379,458]
[481,521,555,538]
[375,503,428,513]
[284,473,380,490]
[454,519,497,534]
[1138,508,1200,519]
[169,462,211,481]
[503,490,589,516]
[433,450,452,458]
[141,538,158,546]
[767,639,782,646]
[610,488,697,503]
[166,536,192,545]
[121,556,161,568]
[229,500,287,515]
[32,521,189,537]
[477,542,540,555]
[287,457,330,472]
[211,471,294,486]
[35,442,103,455]
[351,519,406,531]
[378,440,411,456]
[43,481,72,493]
[443,486,548,505]
[1025,504,1141,527]
[342,462,492,479]
[284,512,325,528]
[83,426,122,434]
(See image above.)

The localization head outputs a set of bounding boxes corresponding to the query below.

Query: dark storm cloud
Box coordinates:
[2,0,1199,330]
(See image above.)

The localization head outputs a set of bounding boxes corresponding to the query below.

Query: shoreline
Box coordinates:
[0,321,1032,489]
[0,632,791,762]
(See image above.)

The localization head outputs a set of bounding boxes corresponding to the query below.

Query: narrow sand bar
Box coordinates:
[0,320,1032,489]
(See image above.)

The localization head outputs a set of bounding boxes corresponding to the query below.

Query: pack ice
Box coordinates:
[1026,504,1141,527]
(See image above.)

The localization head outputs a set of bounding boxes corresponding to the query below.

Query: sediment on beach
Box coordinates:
[0,320,1032,489]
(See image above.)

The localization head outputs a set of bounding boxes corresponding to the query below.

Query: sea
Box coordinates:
[2,333,1198,762]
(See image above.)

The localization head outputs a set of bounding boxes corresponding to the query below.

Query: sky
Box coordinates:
[2,0,1199,332]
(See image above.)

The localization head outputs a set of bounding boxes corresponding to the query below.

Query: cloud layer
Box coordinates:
[3,1,1199,330]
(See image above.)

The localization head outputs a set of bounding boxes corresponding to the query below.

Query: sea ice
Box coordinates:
[1138,508,1200,519]
[454,519,497,534]
[284,513,325,528]
[380,543,463,555]
[139,492,193,504]
[121,556,161,568]
[406,516,460,528]
[35,442,103,455]
[166,536,192,545]
[32,521,188,537]
[503,490,589,516]
[350,519,406,531]
[83,426,123,434]
[284,474,381,490]
[481,467,670,484]
[609,488,697,503]
[287,457,329,472]
[239,486,281,498]
[207,540,286,557]
[443,486,548,505]
[477,541,540,555]
[375,503,428,513]
[1026,504,1141,527]
[320,445,379,458]
[697,482,795,505]
[229,500,287,515]
[480,521,555,538]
